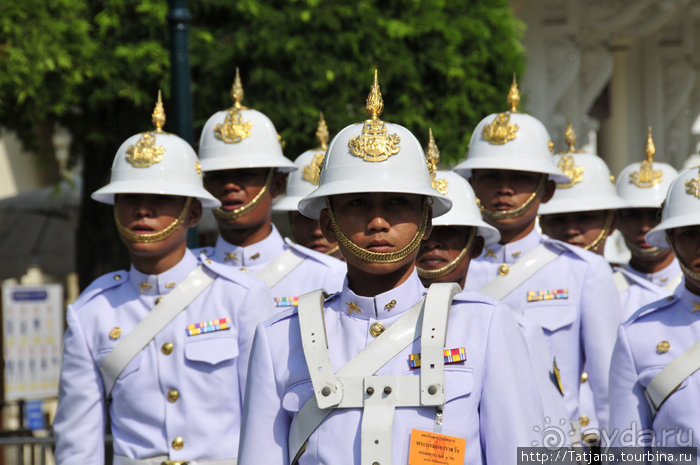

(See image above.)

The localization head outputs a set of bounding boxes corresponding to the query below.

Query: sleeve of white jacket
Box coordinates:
[238,322,291,464]
[53,305,107,465]
[480,304,545,465]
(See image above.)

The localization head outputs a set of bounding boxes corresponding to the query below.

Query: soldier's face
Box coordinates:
[288,211,338,255]
[320,192,430,276]
[668,225,700,292]
[417,226,483,287]
[540,211,615,256]
[204,168,286,234]
[617,207,669,258]
[470,169,554,230]
[114,194,200,261]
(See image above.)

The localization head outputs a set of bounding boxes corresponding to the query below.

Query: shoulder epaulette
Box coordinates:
[284,238,345,270]
[71,270,128,309]
[198,254,262,289]
[626,294,677,324]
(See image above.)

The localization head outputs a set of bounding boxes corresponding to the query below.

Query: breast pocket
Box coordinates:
[523,305,576,333]
[445,367,474,403]
[185,336,239,371]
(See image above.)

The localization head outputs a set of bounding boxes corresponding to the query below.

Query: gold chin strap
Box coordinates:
[325,245,340,256]
[480,175,547,220]
[213,169,274,220]
[668,235,700,281]
[417,228,476,280]
[326,197,429,264]
[115,197,193,244]
[584,210,614,252]
[624,237,663,257]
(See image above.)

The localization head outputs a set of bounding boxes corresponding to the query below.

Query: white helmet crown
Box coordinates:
[453,77,570,184]
[91,92,220,208]
[273,113,329,212]
[646,167,700,248]
[539,123,626,215]
[198,68,296,173]
[298,71,452,220]
[616,127,678,209]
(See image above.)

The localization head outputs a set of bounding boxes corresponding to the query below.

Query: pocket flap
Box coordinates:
[523,305,576,332]
[445,368,474,401]
[185,337,238,365]
[282,380,314,413]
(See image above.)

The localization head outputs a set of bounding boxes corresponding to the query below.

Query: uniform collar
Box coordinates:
[675,283,700,314]
[212,224,285,269]
[338,270,426,321]
[625,258,681,288]
[128,249,198,296]
[479,227,541,264]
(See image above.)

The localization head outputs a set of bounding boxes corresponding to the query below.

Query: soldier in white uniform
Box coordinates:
[198,69,345,308]
[416,132,569,434]
[53,95,273,465]
[238,71,545,465]
[614,128,681,317]
[608,166,700,452]
[455,79,623,439]
[272,113,341,259]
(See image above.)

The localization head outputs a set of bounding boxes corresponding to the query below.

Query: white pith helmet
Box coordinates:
[198,68,296,173]
[92,92,220,208]
[272,113,329,212]
[539,123,626,215]
[616,127,678,209]
[646,166,700,248]
[424,130,499,245]
[453,77,570,185]
[682,153,700,171]
[298,71,452,220]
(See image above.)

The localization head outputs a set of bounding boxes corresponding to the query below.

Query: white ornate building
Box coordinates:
[512,0,700,174]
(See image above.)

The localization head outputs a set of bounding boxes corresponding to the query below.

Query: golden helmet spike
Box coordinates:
[427,127,440,164]
[565,120,577,153]
[232,67,245,109]
[508,74,520,113]
[316,112,329,151]
[366,69,384,120]
[152,90,166,133]
[645,126,656,163]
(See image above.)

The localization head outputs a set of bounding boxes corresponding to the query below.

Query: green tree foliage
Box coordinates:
[0,0,525,287]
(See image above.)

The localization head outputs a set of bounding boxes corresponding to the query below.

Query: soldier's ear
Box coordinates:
[319,208,337,243]
[270,170,288,199]
[541,179,556,203]
[470,235,485,259]
[186,199,203,227]
[607,211,619,237]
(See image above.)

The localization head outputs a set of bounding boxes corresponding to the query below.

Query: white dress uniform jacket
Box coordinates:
[464,229,623,429]
[54,250,273,465]
[608,283,700,450]
[238,271,545,465]
[207,225,345,308]
[614,260,681,320]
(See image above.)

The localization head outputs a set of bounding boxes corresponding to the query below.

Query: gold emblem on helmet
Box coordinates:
[629,127,663,188]
[348,70,401,162]
[214,67,253,144]
[125,91,166,168]
[482,76,521,146]
[685,167,700,199]
[426,128,448,194]
[556,123,585,188]
[302,113,329,186]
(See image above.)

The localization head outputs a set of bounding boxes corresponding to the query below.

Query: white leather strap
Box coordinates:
[290,295,426,463]
[361,375,398,465]
[298,291,342,408]
[113,455,236,465]
[479,244,562,300]
[612,270,630,293]
[420,283,461,406]
[256,248,304,287]
[645,340,700,415]
[100,266,215,396]
[665,272,682,291]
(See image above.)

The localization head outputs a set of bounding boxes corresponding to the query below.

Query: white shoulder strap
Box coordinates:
[479,243,562,300]
[290,283,459,464]
[645,340,700,415]
[99,265,215,396]
[612,270,630,293]
[256,248,305,287]
[665,272,682,291]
